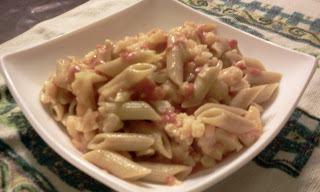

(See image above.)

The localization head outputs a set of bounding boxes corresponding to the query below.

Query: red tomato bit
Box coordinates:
[89,55,99,69]
[194,66,203,74]
[235,62,246,70]
[197,27,206,40]
[166,176,177,186]
[229,39,238,49]
[184,83,194,96]
[119,51,135,60]
[130,79,165,101]
[246,67,262,75]
[67,65,81,82]
[161,109,177,124]
[228,91,238,97]
[96,44,106,50]
[140,45,148,50]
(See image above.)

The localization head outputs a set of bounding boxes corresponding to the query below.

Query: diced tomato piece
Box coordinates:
[120,51,135,60]
[184,83,194,96]
[161,109,177,124]
[151,86,165,100]
[130,79,164,101]
[236,62,246,70]
[229,39,238,49]
[166,40,185,51]
[67,65,81,82]
[186,61,196,68]
[197,27,206,40]
[236,62,261,75]
[194,66,203,74]
[214,141,224,148]
[140,45,148,50]
[191,162,203,174]
[166,176,177,186]
[247,67,262,75]
[229,91,238,97]
[88,55,98,69]
[96,44,106,50]
[174,105,183,113]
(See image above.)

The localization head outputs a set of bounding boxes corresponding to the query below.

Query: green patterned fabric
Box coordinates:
[0,0,319,192]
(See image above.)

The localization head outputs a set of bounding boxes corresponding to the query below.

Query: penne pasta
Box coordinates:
[238,105,263,146]
[194,103,247,117]
[229,85,266,109]
[98,63,156,100]
[98,101,161,121]
[67,99,77,115]
[72,70,107,111]
[197,108,255,134]
[87,133,154,151]
[138,162,192,184]
[200,155,216,167]
[83,150,151,180]
[135,148,155,157]
[95,50,162,77]
[56,87,74,105]
[207,79,228,102]
[253,83,279,103]
[49,102,65,121]
[243,57,266,71]
[166,34,188,86]
[245,71,282,85]
[182,62,221,108]
[127,121,173,159]
[221,50,243,67]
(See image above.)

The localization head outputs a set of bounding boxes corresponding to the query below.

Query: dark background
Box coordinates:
[0,0,88,44]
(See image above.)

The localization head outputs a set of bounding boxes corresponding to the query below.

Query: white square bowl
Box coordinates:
[0,0,317,191]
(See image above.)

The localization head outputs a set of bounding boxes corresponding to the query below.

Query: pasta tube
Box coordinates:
[243,57,266,71]
[83,150,151,180]
[195,103,247,117]
[95,50,162,77]
[166,34,188,86]
[253,83,279,103]
[87,133,154,151]
[128,122,172,159]
[138,162,192,183]
[49,103,65,121]
[238,105,263,146]
[182,62,221,108]
[99,101,161,120]
[197,108,255,134]
[98,63,156,100]
[245,71,282,85]
[230,85,266,109]
[71,70,107,111]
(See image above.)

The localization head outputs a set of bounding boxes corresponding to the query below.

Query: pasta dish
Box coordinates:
[40,22,282,185]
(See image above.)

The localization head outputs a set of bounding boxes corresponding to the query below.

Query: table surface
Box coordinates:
[0,0,88,44]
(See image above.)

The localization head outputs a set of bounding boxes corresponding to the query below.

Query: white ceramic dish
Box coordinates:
[0,0,317,191]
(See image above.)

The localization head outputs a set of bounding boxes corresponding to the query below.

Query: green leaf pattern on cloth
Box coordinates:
[179,0,320,67]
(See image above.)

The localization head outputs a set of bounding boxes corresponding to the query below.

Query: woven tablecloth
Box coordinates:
[0,0,319,191]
